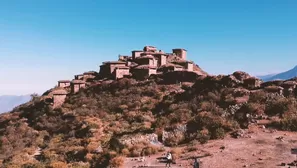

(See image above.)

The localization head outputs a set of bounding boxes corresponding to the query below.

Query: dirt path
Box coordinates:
[123,126,297,168]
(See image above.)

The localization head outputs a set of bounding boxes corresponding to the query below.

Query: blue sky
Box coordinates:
[0,0,297,95]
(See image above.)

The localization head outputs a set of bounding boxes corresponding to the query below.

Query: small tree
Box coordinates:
[30,93,39,101]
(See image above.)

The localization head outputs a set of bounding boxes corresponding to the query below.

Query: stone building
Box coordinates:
[153,53,167,66]
[158,63,184,73]
[171,60,194,71]
[71,80,86,93]
[99,61,127,78]
[114,66,130,79]
[83,71,97,81]
[132,50,143,60]
[52,89,68,108]
[58,80,71,88]
[135,55,157,66]
[132,65,157,80]
[99,46,196,80]
[172,48,187,60]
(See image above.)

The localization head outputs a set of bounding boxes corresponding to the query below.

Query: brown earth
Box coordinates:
[124,124,297,168]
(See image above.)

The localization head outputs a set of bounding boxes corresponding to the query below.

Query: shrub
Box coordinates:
[49,161,68,168]
[273,117,297,131]
[196,128,210,144]
[212,127,225,139]
[265,98,290,116]
[109,156,124,168]
[142,145,159,156]
[121,148,130,156]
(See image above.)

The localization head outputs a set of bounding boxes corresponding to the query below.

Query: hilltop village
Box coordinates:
[45,46,208,108]
[44,46,297,109]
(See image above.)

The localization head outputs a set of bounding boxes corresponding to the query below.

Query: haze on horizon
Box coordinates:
[1,0,297,95]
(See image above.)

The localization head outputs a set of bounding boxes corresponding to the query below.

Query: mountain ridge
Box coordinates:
[259,65,297,81]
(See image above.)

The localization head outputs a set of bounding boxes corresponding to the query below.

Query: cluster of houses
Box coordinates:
[99,46,194,80]
[50,46,197,108]
[47,45,297,109]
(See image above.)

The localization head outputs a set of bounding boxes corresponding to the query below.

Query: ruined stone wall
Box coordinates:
[53,94,67,108]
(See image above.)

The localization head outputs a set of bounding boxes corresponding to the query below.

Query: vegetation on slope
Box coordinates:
[0,74,297,167]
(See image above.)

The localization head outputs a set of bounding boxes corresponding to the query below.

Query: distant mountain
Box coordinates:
[257,73,278,81]
[0,95,31,113]
[259,65,297,82]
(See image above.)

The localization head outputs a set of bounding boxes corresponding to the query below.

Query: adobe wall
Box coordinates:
[53,95,67,108]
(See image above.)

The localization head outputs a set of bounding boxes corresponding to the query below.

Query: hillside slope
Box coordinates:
[0,72,297,167]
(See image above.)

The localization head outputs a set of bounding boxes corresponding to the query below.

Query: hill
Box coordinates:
[0,95,31,113]
[256,73,277,81]
[1,70,297,167]
[1,46,297,167]
[260,65,297,81]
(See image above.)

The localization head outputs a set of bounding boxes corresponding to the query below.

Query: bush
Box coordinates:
[109,156,124,168]
[212,127,225,139]
[196,129,210,144]
[49,161,68,168]
[273,117,297,131]
[265,98,289,116]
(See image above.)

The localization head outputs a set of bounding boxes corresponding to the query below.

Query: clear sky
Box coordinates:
[0,0,297,95]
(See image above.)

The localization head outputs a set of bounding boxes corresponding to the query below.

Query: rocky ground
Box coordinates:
[123,123,297,168]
